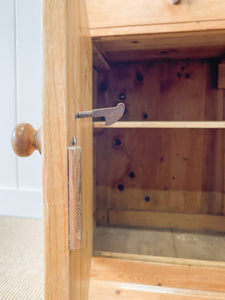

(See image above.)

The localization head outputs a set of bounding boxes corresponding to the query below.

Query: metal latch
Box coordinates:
[76,103,125,126]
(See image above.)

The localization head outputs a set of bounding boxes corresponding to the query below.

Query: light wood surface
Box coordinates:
[92,30,225,63]
[42,0,69,298]
[68,146,82,250]
[67,1,93,299]
[91,256,225,293]
[94,121,225,129]
[90,21,225,39]
[88,1,225,63]
[109,210,225,232]
[93,251,225,269]
[86,0,225,30]
[87,0,225,64]
[89,279,225,300]
[42,0,92,299]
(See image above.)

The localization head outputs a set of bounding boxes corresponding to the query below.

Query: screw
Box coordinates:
[72,137,77,146]
[119,93,126,100]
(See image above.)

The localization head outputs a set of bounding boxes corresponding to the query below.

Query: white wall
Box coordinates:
[0,0,42,218]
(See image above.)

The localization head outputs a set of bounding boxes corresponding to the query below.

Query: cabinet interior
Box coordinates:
[92,34,225,262]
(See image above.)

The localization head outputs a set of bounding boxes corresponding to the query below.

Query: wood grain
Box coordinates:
[42,0,69,298]
[94,60,224,227]
[201,68,224,215]
[67,0,93,299]
[90,21,225,39]
[88,0,225,63]
[93,44,111,72]
[11,123,41,157]
[42,0,92,299]
[93,251,225,269]
[86,0,225,30]
[96,60,220,122]
[109,210,225,232]
[218,62,225,89]
[91,256,225,293]
[93,69,98,234]
[95,128,223,215]
[89,279,225,300]
[94,121,225,129]
[68,146,82,250]
[93,30,225,63]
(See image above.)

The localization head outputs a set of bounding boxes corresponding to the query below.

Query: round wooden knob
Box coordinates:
[11,123,42,157]
[169,0,181,4]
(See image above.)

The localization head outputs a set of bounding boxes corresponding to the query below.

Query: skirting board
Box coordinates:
[0,188,43,218]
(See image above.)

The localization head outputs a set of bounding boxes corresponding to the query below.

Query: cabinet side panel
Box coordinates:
[42,0,69,299]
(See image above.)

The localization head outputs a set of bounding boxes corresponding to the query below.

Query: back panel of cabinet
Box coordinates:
[94,59,225,232]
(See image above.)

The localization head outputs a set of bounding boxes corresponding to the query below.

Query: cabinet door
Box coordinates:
[42,0,93,299]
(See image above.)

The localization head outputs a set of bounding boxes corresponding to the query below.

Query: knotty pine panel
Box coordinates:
[94,60,224,226]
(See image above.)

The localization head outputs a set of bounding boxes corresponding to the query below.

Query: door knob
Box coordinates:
[11,123,41,157]
[169,0,181,4]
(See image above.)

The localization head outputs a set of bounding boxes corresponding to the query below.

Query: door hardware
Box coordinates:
[11,103,125,157]
[11,123,41,157]
[76,103,125,126]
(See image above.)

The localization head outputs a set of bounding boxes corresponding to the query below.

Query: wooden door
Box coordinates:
[42,0,93,299]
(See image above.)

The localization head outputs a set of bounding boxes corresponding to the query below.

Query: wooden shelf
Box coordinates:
[94,121,225,129]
